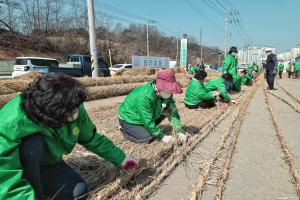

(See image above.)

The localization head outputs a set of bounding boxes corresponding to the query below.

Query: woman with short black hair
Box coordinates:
[0,73,139,200]
[184,70,220,109]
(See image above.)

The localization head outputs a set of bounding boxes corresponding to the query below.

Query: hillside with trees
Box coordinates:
[0,0,223,65]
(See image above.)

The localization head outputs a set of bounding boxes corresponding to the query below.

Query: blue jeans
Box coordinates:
[19,134,87,200]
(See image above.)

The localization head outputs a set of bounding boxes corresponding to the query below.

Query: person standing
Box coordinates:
[223,46,241,92]
[294,60,300,79]
[265,48,277,90]
[278,62,284,79]
[287,62,292,78]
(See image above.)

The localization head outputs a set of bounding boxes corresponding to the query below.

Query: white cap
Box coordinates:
[265,47,272,52]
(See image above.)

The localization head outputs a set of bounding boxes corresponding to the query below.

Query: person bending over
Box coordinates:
[184,70,220,109]
[118,70,187,144]
[0,73,139,200]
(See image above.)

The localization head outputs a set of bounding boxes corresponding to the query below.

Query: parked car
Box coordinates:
[110,63,132,75]
[12,57,59,78]
[12,54,110,78]
[52,54,111,77]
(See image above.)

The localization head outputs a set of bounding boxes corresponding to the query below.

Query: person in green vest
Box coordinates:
[184,70,220,109]
[0,73,140,200]
[188,65,199,74]
[118,70,187,144]
[204,73,237,103]
[294,60,300,79]
[240,69,253,86]
[223,46,241,92]
[287,62,292,78]
[278,62,285,79]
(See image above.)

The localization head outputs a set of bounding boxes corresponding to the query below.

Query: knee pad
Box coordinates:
[73,182,88,199]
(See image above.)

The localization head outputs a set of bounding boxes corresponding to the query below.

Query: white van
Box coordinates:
[12,57,59,78]
[110,64,132,75]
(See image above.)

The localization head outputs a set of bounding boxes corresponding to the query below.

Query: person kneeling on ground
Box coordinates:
[118,70,187,144]
[240,69,253,86]
[0,73,139,200]
[184,70,220,109]
[204,73,238,104]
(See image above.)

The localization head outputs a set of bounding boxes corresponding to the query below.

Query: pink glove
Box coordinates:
[121,156,139,170]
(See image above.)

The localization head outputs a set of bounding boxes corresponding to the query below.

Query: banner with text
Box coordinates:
[180,38,188,67]
[132,55,170,68]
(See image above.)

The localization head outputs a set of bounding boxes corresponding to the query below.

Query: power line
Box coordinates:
[180,0,223,31]
[94,0,181,39]
[94,0,149,22]
[199,0,224,17]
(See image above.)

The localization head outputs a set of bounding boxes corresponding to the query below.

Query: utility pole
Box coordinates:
[176,32,179,67]
[104,18,112,68]
[146,19,156,58]
[224,12,229,59]
[87,0,99,77]
[146,20,149,57]
[200,28,203,62]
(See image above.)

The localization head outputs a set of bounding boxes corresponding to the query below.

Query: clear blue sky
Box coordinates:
[97,0,299,52]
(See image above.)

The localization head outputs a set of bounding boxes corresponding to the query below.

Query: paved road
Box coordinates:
[146,78,300,200]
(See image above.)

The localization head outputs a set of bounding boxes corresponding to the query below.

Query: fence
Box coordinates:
[0,61,14,76]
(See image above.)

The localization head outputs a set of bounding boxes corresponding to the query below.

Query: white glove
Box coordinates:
[161,135,175,143]
[121,156,139,170]
[177,132,187,143]
[231,99,238,104]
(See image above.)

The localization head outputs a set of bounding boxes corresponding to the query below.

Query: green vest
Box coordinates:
[205,77,232,102]
[118,81,182,138]
[0,96,125,199]
[223,54,238,80]
[184,79,215,105]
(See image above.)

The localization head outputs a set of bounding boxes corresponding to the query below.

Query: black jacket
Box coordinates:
[266,53,277,70]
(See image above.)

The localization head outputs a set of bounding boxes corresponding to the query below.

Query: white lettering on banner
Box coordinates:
[180,39,188,67]
[132,55,170,68]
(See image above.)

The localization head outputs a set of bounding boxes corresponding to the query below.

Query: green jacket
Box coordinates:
[204,77,232,102]
[0,95,126,200]
[279,64,285,71]
[184,79,215,105]
[223,54,238,80]
[246,65,256,73]
[294,62,300,70]
[233,74,242,92]
[188,66,199,74]
[241,73,253,85]
[118,81,182,138]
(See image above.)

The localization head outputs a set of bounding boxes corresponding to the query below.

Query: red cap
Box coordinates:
[156,70,183,94]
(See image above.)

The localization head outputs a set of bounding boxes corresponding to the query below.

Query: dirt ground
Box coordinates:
[147,77,300,200]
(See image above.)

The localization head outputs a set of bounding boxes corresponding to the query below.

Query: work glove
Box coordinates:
[231,99,238,104]
[121,156,139,170]
[177,132,188,143]
[161,135,175,143]
[214,91,221,97]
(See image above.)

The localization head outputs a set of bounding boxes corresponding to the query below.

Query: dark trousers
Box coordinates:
[225,81,233,93]
[266,69,275,89]
[184,99,215,109]
[279,71,283,79]
[119,115,166,143]
[296,70,300,79]
[19,134,87,200]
